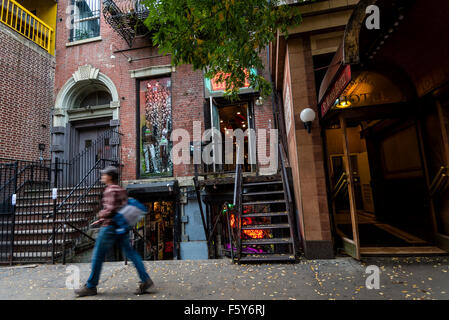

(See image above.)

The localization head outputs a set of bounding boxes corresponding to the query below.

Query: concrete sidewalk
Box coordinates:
[0,256,448,300]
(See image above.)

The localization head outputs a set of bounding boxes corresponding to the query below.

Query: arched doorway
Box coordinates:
[52,65,120,183]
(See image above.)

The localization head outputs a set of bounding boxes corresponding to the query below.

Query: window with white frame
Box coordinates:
[70,0,101,42]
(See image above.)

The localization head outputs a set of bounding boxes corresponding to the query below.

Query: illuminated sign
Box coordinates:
[334,71,407,109]
[210,71,251,91]
[204,68,257,98]
[321,65,352,117]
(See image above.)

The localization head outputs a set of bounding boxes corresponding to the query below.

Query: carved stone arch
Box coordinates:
[52,65,120,160]
[53,65,120,127]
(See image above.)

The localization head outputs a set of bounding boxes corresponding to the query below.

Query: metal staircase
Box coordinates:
[229,144,299,263]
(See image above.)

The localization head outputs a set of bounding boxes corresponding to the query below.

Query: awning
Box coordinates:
[317,0,441,119]
[126,180,179,197]
[204,68,257,98]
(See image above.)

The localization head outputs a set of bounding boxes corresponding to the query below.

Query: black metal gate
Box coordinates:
[0,129,121,265]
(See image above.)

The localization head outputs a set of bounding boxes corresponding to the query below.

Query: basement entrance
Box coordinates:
[126,181,180,260]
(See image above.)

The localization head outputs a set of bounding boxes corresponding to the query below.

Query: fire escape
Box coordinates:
[103,0,150,47]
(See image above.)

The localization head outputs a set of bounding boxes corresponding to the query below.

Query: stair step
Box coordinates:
[14,228,78,235]
[239,254,296,262]
[242,238,292,245]
[25,186,104,194]
[15,209,95,216]
[243,191,284,196]
[9,252,62,258]
[243,200,285,205]
[0,240,71,246]
[243,211,288,218]
[13,218,87,225]
[243,181,282,187]
[242,223,290,230]
[16,200,99,208]
[17,194,101,201]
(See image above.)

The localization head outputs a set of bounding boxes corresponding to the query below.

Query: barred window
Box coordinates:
[70,0,101,42]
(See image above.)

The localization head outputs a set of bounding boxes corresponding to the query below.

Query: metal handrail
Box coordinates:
[332,172,347,199]
[278,141,299,256]
[230,144,243,263]
[48,159,104,243]
[430,166,449,197]
[0,162,49,194]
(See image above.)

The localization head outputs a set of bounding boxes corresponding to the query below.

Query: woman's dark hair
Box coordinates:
[101,166,119,184]
[107,171,119,184]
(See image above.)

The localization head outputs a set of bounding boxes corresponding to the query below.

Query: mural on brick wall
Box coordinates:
[139,77,173,177]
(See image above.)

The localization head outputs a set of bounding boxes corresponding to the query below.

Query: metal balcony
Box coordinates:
[102,0,149,47]
[0,0,53,53]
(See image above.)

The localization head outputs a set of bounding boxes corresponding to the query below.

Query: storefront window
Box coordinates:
[139,78,173,177]
[132,200,175,260]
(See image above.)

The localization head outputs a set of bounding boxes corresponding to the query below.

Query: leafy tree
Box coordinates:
[142,0,303,99]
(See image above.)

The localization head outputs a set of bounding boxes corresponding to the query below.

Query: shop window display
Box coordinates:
[133,200,175,260]
[139,78,173,177]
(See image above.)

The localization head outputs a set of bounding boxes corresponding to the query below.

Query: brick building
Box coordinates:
[270,0,449,259]
[0,0,57,161]
[51,0,289,262]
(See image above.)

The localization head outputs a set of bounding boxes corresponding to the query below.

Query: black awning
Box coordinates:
[126,180,179,197]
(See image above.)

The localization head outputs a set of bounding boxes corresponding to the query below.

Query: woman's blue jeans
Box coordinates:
[87,225,150,289]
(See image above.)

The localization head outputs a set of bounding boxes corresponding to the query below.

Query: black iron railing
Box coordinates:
[103,0,150,47]
[0,128,121,265]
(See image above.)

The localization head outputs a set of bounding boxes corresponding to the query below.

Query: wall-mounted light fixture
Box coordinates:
[38,144,45,161]
[255,96,264,106]
[300,108,316,134]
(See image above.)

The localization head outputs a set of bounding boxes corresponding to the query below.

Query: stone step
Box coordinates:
[16,200,99,208]
[0,239,70,246]
[0,251,63,259]
[14,209,95,216]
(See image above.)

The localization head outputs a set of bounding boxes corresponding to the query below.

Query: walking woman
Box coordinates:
[75,166,154,297]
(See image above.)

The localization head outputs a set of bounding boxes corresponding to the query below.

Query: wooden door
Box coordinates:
[419,101,449,252]
[339,116,361,259]
[77,126,108,184]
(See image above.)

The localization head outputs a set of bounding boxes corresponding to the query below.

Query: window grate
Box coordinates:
[69,0,101,42]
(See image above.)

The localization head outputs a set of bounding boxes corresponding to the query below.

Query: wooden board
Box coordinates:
[374,223,428,244]
[360,246,447,255]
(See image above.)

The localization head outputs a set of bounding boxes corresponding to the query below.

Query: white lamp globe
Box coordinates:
[300,108,316,123]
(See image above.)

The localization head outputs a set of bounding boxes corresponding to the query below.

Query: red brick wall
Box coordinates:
[0,24,54,161]
[55,0,273,180]
[55,0,208,181]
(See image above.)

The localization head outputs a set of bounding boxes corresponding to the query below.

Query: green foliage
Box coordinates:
[141,0,303,99]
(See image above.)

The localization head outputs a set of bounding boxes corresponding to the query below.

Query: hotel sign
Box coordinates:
[320,65,352,117]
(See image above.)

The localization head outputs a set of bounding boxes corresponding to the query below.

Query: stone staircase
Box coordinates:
[0,185,103,263]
